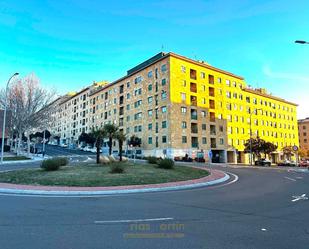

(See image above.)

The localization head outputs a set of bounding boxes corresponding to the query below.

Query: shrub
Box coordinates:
[54,157,69,166]
[41,159,61,171]
[157,158,174,169]
[109,163,125,174]
[147,156,158,164]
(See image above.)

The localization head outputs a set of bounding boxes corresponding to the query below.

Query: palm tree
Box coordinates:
[103,123,118,155]
[115,131,126,161]
[90,128,106,164]
[128,135,142,163]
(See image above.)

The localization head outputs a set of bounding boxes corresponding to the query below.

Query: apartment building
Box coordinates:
[85,52,298,163]
[49,52,298,163]
[298,117,309,153]
[55,82,108,146]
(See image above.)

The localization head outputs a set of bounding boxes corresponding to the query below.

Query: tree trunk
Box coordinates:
[119,141,123,161]
[96,145,100,164]
[27,134,30,157]
[109,136,112,155]
[17,131,22,155]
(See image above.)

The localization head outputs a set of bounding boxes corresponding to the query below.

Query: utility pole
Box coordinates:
[1,73,19,164]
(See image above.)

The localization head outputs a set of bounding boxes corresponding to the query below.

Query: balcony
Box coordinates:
[210,125,216,135]
[209,99,215,109]
[191,110,198,120]
[209,75,214,84]
[190,69,197,80]
[190,96,197,106]
[209,87,215,97]
[190,82,197,93]
[119,96,124,105]
[210,138,216,148]
[209,112,215,122]
[191,123,198,134]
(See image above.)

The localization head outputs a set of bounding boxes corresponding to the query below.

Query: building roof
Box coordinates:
[90,51,245,96]
[298,117,309,123]
[243,88,298,106]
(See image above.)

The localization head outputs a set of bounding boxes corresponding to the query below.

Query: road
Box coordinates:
[0,162,308,249]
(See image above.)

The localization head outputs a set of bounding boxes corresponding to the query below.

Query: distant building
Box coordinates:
[298,117,309,153]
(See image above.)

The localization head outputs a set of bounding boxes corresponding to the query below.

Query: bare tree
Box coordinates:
[0,73,57,156]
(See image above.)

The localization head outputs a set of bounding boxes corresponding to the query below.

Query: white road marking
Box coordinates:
[94,217,174,224]
[284,177,296,182]
[291,194,308,202]
[261,228,267,231]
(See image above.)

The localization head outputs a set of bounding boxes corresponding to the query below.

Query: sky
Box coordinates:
[0,0,308,118]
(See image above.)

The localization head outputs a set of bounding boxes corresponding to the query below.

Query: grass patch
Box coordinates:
[3,156,30,161]
[0,162,209,187]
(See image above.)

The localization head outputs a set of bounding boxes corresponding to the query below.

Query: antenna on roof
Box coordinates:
[161,44,164,53]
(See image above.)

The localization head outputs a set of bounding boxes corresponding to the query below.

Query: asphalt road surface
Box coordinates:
[0,163,308,249]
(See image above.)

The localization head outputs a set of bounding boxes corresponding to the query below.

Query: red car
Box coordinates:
[299,160,309,167]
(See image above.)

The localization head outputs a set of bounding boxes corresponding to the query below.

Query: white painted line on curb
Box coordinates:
[284,177,296,182]
[94,217,174,224]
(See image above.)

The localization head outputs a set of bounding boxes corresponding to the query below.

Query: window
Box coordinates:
[162,136,167,143]
[162,79,166,86]
[148,96,153,104]
[201,111,206,117]
[181,92,186,101]
[181,107,187,113]
[226,80,230,86]
[148,123,152,130]
[181,80,186,87]
[148,71,153,78]
[161,91,167,100]
[202,124,206,130]
[148,110,153,116]
[134,88,142,96]
[201,72,205,79]
[182,136,187,143]
[148,84,153,91]
[148,137,152,144]
[161,64,167,72]
[202,137,207,144]
[182,121,187,129]
[161,106,167,113]
[134,76,142,84]
[218,77,222,83]
[181,65,186,73]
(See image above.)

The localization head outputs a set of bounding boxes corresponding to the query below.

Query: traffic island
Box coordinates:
[0,162,229,196]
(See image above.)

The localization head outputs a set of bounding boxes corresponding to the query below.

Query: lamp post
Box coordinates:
[249,108,262,166]
[1,73,19,164]
[295,40,309,44]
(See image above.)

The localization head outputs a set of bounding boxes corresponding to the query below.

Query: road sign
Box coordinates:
[292,145,298,151]
[208,150,213,159]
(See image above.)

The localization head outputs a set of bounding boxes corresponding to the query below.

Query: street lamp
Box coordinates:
[1,73,19,164]
[249,108,262,166]
[295,40,309,44]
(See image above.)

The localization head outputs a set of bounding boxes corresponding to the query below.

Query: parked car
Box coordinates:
[299,160,309,167]
[83,146,93,152]
[254,158,271,166]
[277,160,296,167]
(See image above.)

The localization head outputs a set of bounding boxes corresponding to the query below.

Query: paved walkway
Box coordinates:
[0,168,230,196]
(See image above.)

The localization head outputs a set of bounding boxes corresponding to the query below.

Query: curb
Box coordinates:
[0,170,230,197]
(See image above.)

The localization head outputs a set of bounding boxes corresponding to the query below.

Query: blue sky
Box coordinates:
[0,0,309,118]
